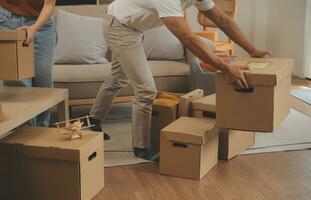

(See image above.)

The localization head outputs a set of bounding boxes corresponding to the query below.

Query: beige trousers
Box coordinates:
[91,17,157,148]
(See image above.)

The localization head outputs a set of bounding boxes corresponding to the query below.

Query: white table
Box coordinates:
[0,87,69,139]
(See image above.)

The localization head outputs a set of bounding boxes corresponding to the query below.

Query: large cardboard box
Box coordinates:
[0,30,35,80]
[160,117,219,180]
[151,99,179,151]
[218,129,255,160]
[216,58,294,132]
[191,94,216,119]
[0,126,104,200]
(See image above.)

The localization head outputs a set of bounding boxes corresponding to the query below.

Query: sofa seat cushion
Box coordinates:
[54,76,190,100]
[53,60,190,83]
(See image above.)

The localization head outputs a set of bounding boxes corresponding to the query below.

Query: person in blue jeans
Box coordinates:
[0,0,57,127]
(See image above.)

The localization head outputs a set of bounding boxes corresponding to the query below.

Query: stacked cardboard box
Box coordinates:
[0,30,34,80]
[191,94,255,160]
[160,117,219,180]
[0,126,104,200]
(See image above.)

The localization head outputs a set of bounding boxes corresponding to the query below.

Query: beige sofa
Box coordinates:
[53,5,195,105]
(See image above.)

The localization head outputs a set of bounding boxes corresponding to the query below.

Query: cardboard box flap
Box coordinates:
[161,117,216,145]
[0,126,103,162]
[192,94,216,112]
[217,58,294,86]
[0,30,27,41]
[153,98,179,108]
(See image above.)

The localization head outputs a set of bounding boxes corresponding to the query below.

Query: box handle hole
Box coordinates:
[22,30,29,47]
[234,87,254,93]
[88,152,97,161]
[172,143,188,148]
[152,111,159,117]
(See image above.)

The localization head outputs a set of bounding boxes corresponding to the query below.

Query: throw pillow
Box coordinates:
[54,10,109,64]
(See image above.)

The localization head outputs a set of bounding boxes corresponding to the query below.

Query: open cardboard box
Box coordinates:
[216,58,294,132]
[151,97,179,152]
[151,90,202,151]
[0,126,104,200]
[178,89,204,117]
[0,30,34,80]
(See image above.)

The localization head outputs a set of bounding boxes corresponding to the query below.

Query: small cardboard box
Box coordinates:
[0,126,104,200]
[191,94,216,119]
[151,98,179,151]
[0,30,35,80]
[218,129,255,160]
[160,117,219,180]
[216,58,294,132]
[179,89,204,117]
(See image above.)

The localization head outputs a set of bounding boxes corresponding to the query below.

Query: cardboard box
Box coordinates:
[218,129,255,160]
[179,89,204,117]
[160,117,219,180]
[0,30,34,80]
[190,94,255,160]
[216,58,294,132]
[151,91,200,151]
[0,126,104,200]
[191,94,216,119]
[151,98,179,151]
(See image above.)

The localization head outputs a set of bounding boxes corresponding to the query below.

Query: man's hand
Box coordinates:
[226,64,250,88]
[249,49,272,58]
[17,26,38,45]
[214,50,238,62]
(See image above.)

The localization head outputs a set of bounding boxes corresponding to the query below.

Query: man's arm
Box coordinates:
[162,17,249,88]
[17,0,56,45]
[201,7,271,58]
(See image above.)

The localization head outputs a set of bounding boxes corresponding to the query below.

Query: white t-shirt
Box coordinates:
[107,0,215,32]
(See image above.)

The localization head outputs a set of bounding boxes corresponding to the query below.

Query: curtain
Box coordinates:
[304,0,311,79]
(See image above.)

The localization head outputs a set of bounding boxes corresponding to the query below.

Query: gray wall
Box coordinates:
[187,0,308,77]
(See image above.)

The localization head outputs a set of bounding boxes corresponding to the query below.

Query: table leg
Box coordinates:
[57,99,69,122]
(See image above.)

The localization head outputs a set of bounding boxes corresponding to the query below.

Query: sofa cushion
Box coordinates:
[54,10,109,64]
[54,76,190,100]
[143,26,185,61]
[53,60,190,83]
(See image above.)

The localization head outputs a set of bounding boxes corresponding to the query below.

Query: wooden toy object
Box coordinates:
[55,115,94,140]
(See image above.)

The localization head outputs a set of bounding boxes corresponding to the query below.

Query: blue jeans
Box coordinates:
[0,7,57,127]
